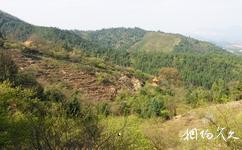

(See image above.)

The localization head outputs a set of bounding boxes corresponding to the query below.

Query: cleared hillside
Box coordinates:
[9,47,149,101]
[130,32,181,53]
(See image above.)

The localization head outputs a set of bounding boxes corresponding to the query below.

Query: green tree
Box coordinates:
[187,87,209,107]
[211,79,228,102]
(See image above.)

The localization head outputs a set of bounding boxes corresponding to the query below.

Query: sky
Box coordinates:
[1,0,242,42]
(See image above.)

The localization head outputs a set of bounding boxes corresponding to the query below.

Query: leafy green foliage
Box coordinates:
[115,85,171,118]
[211,79,229,102]
[187,87,210,107]
[0,81,114,149]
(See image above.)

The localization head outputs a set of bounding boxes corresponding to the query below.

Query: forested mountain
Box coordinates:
[1,10,242,89]
[0,10,229,55]
[77,27,146,50]
[77,28,241,88]
[0,10,98,51]
[79,28,226,54]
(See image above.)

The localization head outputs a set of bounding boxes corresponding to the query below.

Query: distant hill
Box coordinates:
[77,27,146,50]
[76,28,238,88]
[0,10,227,55]
[0,10,97,51]
[1,10,242,88]
[78,28,226,54]
[191,26,242,55]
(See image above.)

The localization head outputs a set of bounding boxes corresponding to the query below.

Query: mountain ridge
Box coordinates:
[0,10,227,54]
[1,10,241,89]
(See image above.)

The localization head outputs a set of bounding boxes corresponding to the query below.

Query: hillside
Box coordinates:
[76,28,242,89]
[1,10,242,89]
[79,27,226,53]
[77,27,146,50]
[0,10,230,58]
[1,9,242,149]
[129,31,181,53]
[8,45,149,101]
[141,99,242,149]
[0,10,229,56]
[0,10,98,52]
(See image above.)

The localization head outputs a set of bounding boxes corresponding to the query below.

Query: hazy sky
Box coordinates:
[1,0,242,38]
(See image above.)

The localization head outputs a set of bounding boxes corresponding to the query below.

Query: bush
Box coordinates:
[96,72,113,85]
[186,87,210,107]
[15,72,44,99]
[97,102,110,117]
[45,88,65,102]
[22,47,39,54]
[0,50,18,83]
[66,98,81,117]
[0,82,104,149]
[115,85,170,118]
[119,101,130,116]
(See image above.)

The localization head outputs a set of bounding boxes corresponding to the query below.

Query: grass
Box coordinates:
[130,32,181,53]
[97,100,242,149]
[99,115,153,150]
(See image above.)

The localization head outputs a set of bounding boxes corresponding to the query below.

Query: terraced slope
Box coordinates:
[10,49,146,101]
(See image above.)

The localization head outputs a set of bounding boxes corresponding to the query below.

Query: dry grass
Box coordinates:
[141,100,242,149]
[130,32,181,53]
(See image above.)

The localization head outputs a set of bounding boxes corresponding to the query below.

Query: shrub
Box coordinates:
[45,88,65,102]
[0,82,104,149]
[115,85,170,118]
[15,72,44,99]
[66,98,81,117]
[210,79,231,103]
[119,101,130,116]
[186,87,210,107]
[96,72,113,85]
[97,102,110,117]
[0,50,18,83]
[21,47,40,55]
